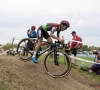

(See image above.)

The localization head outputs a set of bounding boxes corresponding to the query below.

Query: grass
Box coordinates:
[0,77,13,90]
[77,56,94,67]
[39,54,94,67]
[0,85,12,90]
[0,81,12,90]
[77,67,100,83]
[78,56,94,61]
[77,56,100,83]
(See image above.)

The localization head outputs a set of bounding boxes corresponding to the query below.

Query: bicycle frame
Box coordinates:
[37,41,60,65]
[28,39,61,60]
[37,45,51,57]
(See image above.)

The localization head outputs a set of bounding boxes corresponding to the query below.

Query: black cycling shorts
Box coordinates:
[71,48,77,56]
[37,26,50,40]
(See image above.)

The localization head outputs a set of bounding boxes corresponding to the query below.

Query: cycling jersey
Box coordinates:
[37,23,61,40]
[42,23,61,37]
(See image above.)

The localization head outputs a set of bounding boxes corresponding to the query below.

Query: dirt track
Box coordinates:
[0,56,96,90]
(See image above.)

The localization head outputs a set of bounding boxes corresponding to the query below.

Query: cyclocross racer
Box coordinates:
[32,20,70,63]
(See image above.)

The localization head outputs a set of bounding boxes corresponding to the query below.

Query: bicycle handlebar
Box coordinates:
[55,41,64,49]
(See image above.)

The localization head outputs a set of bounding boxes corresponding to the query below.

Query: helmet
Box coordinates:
[31,26,36,30]
[60,20,70,28]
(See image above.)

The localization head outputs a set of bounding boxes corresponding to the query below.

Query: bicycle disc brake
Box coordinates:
[54,59,59,66]
[24,47,30,52]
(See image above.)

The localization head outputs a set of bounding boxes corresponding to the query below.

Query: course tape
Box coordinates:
[70,56,100,65]
[0,50,9,55]
[65,39,83,43]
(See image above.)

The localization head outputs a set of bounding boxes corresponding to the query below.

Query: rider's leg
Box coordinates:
[37,37,52,51]
[32,40,42,63]
[46,37,53,43]
[46,37,53,58]
[33,40,42,56]
[32,26,43,63]
[34,36,52,55]
[32,26,52,63]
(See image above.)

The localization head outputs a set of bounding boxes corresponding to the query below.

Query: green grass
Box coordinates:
[78,56,94,61]
[77,66,100,83]
[77,56,94,67]
[0,82,12,90]
[77,56,100,83]
[38,55,44,60]
[0,78,13,90]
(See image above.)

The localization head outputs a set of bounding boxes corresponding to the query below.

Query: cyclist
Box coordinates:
[32,20,70,63]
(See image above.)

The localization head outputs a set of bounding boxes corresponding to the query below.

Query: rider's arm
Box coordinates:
[50,32,59,40]
[50,27,64,43]
[50,27,60,40]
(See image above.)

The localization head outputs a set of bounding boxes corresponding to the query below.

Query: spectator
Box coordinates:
[71,31,82,66]
[27,26,37,51]
[27,26,42,52]
[89,51,100,76]
[27,26,37,38]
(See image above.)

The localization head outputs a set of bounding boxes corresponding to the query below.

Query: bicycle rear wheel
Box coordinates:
[17,38,36,61]
[44,49,71,77]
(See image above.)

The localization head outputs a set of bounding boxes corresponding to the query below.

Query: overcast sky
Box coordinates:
[0,0,100,46]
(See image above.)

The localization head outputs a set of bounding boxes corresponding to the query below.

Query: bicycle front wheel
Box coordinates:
[44,49,71,77]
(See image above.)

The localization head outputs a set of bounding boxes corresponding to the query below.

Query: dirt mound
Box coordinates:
[0,56,96,90]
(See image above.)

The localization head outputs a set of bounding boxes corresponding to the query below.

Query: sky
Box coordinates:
[0,0,100,46]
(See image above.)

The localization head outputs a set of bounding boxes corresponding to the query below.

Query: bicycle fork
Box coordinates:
[54,49,59,66]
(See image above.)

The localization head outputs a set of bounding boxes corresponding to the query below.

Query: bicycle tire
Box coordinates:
[44,49,71,77]
[17,38,36,61]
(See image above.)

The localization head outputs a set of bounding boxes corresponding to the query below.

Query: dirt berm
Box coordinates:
[0,56,96,90]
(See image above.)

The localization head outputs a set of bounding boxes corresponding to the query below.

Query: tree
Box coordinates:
[88,46,92,51]
[82,45,88,51]
[2,43,18,50]
[0,44,2,46]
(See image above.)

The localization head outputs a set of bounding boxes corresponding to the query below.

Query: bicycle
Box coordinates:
[17,38,71,77]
